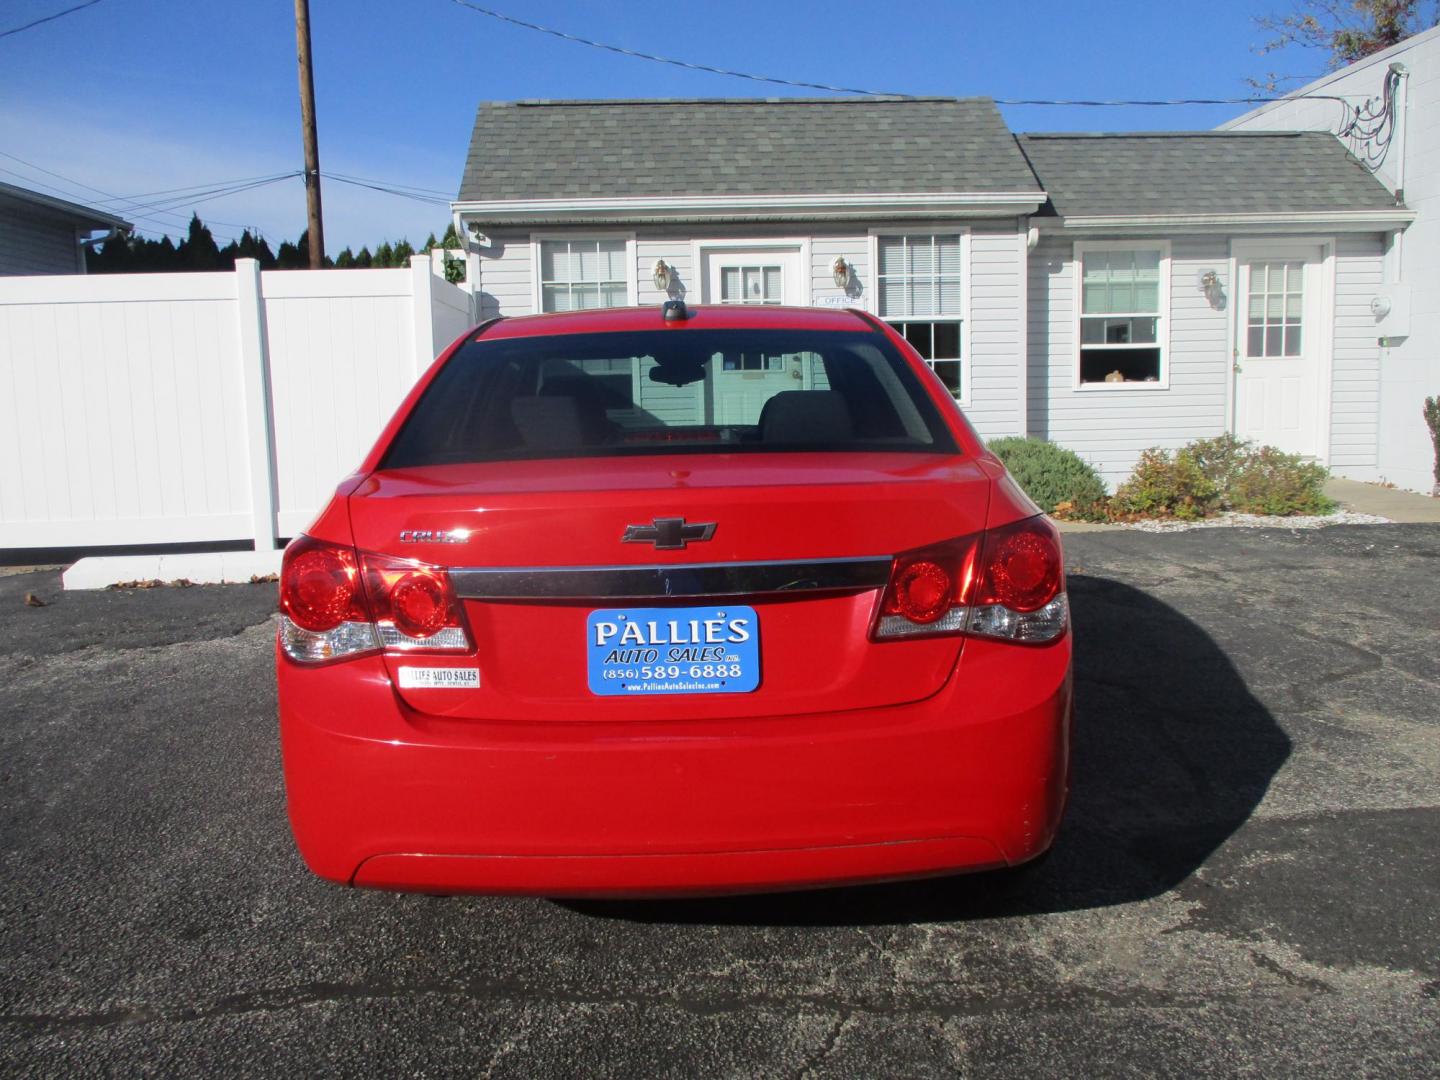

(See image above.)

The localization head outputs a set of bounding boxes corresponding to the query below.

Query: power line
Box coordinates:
[0,149,276,238]
[446,0,907,97]
[117,173,301,217]
[324,171,453,199]
[0,0,106,41]
[91,172,303,207]
[0,163,243,243]
[446,0,1372,108]
[321,172,451,205]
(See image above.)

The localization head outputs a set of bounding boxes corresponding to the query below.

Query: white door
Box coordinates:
[1235,248,1324,457]
[702,247,804,424]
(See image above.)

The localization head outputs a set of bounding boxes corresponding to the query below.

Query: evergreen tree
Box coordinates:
[335,247,356,268]
[150,236,178,272]
[373,241,395,268]
[422,232,439,252]
[90,232,134,273]
[235,230,277,269]
[392,239,415,265]
[437,222,466,283]
[354,247,373,268]
[180,213,221,270]
[275,239,302,269]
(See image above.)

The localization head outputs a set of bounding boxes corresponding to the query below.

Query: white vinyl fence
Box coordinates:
[0,256,473,551]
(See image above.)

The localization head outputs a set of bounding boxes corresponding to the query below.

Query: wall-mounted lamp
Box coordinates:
[1199,269,1225,309]
[652,259,672,293]
[831,256,851,289]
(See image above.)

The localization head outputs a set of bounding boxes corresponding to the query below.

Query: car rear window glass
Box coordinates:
[381,328,958,468]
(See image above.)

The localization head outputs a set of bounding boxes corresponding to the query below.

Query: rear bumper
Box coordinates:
[278,635,1072,897]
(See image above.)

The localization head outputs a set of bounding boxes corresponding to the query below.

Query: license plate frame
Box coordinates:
[586,605,760,696]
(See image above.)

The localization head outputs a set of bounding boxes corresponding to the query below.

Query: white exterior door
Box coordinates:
[701,247,804,424]
[1235,247,1325,458]
[703,247,803,306]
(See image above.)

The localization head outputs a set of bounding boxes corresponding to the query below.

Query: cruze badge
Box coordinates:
[398,529,470,544]
[622,517,716,550]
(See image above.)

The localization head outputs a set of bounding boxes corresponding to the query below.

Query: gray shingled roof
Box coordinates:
[458,98,1042,201]
[1017,132,1400,218]
[0,180,131,230]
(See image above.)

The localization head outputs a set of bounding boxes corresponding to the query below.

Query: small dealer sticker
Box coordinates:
[397,666,480,690]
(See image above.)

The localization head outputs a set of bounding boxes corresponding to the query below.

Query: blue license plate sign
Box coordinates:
[586,606,760,696]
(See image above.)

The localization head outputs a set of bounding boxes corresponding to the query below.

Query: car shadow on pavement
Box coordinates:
[563,575,1292,927]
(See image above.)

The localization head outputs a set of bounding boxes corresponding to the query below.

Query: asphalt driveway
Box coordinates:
[2,525,1437,1077]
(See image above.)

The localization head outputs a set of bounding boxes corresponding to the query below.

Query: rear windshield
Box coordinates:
[382,328,958,468]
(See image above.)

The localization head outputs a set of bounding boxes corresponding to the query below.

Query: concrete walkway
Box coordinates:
[1325,478,1440,523]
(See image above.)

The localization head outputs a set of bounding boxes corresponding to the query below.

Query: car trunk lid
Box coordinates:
[347,452,990,720]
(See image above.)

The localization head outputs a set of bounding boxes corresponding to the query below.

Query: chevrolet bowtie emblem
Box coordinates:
[621,517,717,550]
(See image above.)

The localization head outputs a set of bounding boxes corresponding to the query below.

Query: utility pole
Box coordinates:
[294,0,324,269]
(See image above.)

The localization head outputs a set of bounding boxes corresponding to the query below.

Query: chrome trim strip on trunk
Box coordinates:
[449,556,892,601]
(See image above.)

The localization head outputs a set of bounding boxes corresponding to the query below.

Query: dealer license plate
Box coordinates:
[586,606,760,696]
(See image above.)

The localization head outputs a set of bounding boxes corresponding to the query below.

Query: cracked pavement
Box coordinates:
[1,525,1437,1076]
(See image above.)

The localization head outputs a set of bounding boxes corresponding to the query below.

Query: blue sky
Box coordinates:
[1,0,1341,251]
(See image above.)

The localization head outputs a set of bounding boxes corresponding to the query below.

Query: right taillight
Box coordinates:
[278,536,472,663]
[873,515,1068,644]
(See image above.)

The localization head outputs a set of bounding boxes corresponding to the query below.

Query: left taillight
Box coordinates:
[278,535,471,663]
[872,515,1068,644]
[358,551,470,652]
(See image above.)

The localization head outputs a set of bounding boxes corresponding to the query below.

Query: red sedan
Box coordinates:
[277,303,1072,897]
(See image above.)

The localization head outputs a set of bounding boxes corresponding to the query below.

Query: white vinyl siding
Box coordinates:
[1029,235,1228,486]
[1330,233,1384,468]
[810,235,867,304]
[965,226,1024,437]
[636,240,692,306]
[1222,28,1437,491]
[472,231,532,319]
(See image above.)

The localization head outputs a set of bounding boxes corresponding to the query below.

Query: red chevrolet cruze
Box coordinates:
[277,303,1072,897]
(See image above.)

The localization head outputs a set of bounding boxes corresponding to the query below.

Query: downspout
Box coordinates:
[1018,217,1037,437]
[452,206,482,323]
[1388,62,1409,285]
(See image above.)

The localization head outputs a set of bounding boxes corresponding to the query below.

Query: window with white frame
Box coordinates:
[876,234,963,397]
[1078,245,1165,385]
[538,238,629,312]
[1245,261,1304,358]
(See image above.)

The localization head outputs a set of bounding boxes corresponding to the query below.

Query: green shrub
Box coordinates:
[987,437,1108,520]
[1112,434,1336,519]
[1183,433,1251,503]
[1228,446,1336,515]
[1110,448,1220,521]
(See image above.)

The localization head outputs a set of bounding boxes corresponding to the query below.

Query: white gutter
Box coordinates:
[452,190,1046,224]
[1035,209,1415,233]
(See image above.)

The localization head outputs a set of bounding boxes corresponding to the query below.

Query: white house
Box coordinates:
[0,181,131,276]
[1223,24,1439,493]
[452,97,1413,486]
